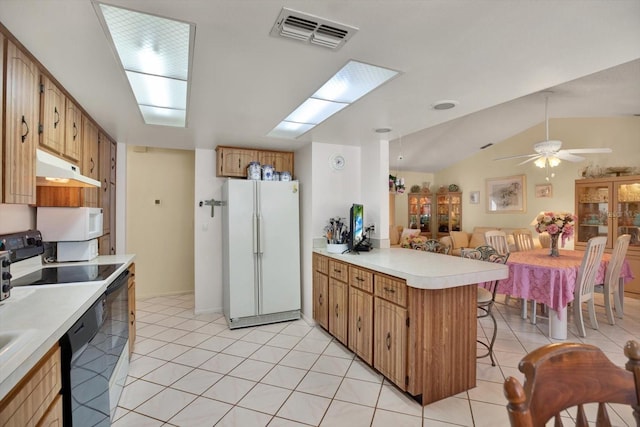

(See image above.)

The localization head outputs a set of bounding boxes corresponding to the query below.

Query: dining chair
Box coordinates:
[504,340,640,427]
[599,234,631,325]
[461,247,509,366]
[513,230,535,252]
[574,236,607,337]
[484,230,510,255]
[486,230,529,318]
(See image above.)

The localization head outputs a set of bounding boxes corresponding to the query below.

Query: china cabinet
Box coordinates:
[436,191,462,238]
[407,191,432,236]
[575,175,640,297]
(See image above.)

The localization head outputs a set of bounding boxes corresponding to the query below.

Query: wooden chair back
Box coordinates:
[603,234,631,324]
[485,230,510,255]
[513,230,535,252]
[573,236,607,336]
[504,340,640,427]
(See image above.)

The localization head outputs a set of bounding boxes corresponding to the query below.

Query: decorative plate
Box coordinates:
[329,154,345,170]
[448,184,459,192]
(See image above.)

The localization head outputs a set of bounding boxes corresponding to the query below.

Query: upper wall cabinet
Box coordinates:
[39,75,65,155]
[39,74,81,163]
[215,146,294,178]
[64,99,81,162]
[3,40,39,204]
[82,115,99,207]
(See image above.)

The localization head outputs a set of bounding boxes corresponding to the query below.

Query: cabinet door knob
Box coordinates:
[335,304,339,317]
[357,316,362,332]
[386,332,391,350]
[21,115,29,142]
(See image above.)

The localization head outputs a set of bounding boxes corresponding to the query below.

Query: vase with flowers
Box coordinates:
[534,211,576,257]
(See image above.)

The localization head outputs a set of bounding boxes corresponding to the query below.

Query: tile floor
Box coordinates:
[113,293,640,427]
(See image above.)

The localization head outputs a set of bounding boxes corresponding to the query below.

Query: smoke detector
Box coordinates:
[270,7,358,50]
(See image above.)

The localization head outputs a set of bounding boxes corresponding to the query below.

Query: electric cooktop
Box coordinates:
[11,263,123,287]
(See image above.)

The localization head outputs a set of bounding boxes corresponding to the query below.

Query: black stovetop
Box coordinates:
[11,263,122,287]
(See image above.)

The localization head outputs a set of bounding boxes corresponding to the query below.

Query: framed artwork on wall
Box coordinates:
[535,183,553,198]
[486,175,526,213]
[469,191,480,204]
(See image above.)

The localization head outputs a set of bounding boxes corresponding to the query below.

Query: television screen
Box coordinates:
[350,204,364,250]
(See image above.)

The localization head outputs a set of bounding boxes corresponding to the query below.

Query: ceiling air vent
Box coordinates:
[270,8,358,50]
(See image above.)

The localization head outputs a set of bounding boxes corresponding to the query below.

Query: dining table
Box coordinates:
[496,248,634,339]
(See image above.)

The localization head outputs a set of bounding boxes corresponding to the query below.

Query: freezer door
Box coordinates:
[257,181,301,315]
[223,179,258,319]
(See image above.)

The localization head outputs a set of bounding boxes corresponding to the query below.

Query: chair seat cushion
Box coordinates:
[477,286,493,304]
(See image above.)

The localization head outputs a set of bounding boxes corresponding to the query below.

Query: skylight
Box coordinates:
[268,60,400,139]
[96,2,194,127]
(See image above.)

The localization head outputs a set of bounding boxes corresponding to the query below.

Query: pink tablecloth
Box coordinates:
[496,248,634,315]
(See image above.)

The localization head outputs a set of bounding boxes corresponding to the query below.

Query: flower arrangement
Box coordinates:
[534,211,576,247]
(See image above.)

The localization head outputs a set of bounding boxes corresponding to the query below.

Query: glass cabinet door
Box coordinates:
[450,193,461,232]
[615,179,640,249]
[418,195,431,234]
[437,195,449,234]
[575,182,612,246]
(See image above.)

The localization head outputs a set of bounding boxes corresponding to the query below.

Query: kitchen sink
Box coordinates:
[0,329,35,364]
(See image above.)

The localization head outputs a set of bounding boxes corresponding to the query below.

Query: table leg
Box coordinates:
[548,305,567,340]
[616,277,624,318]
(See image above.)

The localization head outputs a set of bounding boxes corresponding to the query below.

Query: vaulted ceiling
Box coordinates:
[1,0,638,172]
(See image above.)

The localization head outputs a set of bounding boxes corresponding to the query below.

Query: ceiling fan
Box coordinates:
[494,93,612,178]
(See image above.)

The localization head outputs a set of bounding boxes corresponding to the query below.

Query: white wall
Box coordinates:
[126,147,195,298]
[193,148,225,314]
[0,204,34,233]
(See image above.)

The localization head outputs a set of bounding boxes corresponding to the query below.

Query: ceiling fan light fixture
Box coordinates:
[548,156,561,167]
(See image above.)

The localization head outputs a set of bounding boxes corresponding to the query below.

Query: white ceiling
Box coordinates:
[1,0,639,173]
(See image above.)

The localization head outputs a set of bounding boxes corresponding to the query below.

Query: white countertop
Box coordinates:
[0,254,136,400]
[314,247,509,289]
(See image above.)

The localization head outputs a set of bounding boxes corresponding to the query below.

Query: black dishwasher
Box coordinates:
[59,269,129,426]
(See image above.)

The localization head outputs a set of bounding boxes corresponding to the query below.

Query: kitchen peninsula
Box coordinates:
[313,247,508,404]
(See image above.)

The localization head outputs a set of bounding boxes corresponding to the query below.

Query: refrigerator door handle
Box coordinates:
[252,214,259,254]
[258,215,264,254]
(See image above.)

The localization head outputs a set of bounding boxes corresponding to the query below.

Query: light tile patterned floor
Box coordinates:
[113,293,640,426]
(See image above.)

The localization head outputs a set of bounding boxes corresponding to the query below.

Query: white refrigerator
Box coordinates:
[222,179,301,329]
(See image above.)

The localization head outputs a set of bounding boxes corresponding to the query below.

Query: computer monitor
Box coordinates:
[349,204,365,251]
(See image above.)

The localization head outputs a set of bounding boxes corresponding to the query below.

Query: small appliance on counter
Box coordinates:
[37,207,103,261]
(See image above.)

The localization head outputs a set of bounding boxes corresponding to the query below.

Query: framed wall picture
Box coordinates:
[469,191,480,204]
[486,175,526,213]
[535,183,553,198]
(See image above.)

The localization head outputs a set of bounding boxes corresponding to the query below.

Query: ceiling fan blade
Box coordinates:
[518,155,542,166]
[564,148,612,154]
[555,150,585,162]
[494,153,539,161]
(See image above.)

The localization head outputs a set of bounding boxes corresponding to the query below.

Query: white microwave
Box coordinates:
[37,207,104,241]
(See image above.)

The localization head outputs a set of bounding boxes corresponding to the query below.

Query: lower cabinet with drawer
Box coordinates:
[312,252,477,405]
[0,344,62,427]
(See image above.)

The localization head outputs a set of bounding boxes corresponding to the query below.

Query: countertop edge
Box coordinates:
[313,247,509,289]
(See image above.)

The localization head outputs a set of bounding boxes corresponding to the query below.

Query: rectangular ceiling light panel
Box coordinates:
[97,2,194,127]
[268,60,400,139]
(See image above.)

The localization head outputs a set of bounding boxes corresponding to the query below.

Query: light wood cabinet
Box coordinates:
[0,344,62,427]
[575,175,640,297]
[312,254,329,330]
[3,40,38,204]
[436,191,462,238]
[312,252,478,405]
[328,259,349,345]
[128,263,136,356]
[63,99,81,162]
[215,146,257,177]
[408,192,432,236]
[39,75,65,156]
[81,115,99,207]
[258,150,293,174]
[374,274,408,389]
[348,266,374,364]
[99,132,112,236]
[215,146,294,178]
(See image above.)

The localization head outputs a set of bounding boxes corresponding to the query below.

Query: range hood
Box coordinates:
[36,149,101,188]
